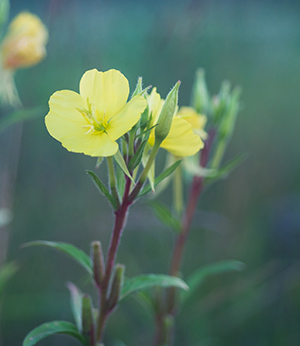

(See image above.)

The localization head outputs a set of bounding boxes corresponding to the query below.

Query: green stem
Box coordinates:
[173,161,183,216]
[107,156,120,208]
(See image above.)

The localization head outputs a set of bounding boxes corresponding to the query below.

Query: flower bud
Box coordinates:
[191,68,210,115]
[155,81,180,144]
[1,11,48,70]
[107,264,125,311]
[91,241,105,287]
[81,294,95,344]
[218,86,241,140]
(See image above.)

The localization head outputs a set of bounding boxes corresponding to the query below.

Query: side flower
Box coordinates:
[147,88,204,157]
[45,69,147,157]
[0,11,48,70]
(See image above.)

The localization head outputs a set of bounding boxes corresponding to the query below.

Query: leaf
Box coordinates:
[86,170,118,210]
[181,260,245,305]
[116,167,126,200]
[139,160,182,197]
[113,150,135,184]
[67,282,83,332]
[0,262,18,295]
[0,106,46,134]
[22,321,86,346]
[205,154,246,186]
[128,140,147,171]
[22,241,92,277]
[148,201,180,232]
[120,274,188,301]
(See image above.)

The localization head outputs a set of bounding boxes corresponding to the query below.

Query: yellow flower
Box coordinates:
[45,69,147,157]
[177,106,207,139]
[147,88,203,157]
[1,11,48,70]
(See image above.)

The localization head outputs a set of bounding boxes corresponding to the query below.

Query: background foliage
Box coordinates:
[2,0,300,345]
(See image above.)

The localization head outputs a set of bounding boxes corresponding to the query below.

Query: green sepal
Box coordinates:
[205,153,246,186]
[120,274,188,301]
[22,241,92,277]
[113,150,135,184]
[86,170,118,210]
[67,282,83,332]
[180,260,245,305]
[0,106,46,134]
[22,321,86,346]
[139,160,182,197]
[148,201,180,232]
[0,262,18,295]
[95,157,104,168]
[82,294,95,345]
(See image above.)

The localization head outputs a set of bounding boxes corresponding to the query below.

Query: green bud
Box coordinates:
[0,0,9,33]
[107,264,125,311]
[219,86,241,140]
[155,81,180,144]
[91,241,105,287]
[190,68,210,114]
[82,294,95,345]
[131,77,143,99]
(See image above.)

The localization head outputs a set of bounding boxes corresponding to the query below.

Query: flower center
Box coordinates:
[77,99,109,134]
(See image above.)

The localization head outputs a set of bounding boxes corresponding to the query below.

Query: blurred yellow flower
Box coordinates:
[147,88,203,157]
[45,69,147,157]
[176,106,207,139]
[1,11,48,70]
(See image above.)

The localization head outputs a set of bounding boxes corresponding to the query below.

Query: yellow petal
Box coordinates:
[61,132,118,157]
[161,116,203,157]
[107,95,147,141]
[45,90,87,141]
[79,69,129,118]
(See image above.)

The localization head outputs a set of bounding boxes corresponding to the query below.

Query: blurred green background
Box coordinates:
[1,0,300,345]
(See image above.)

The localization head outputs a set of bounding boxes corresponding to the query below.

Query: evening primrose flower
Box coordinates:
[147,88,203,157]
[1,11,48,70]
[45,69,147,157]
[177,106,207,139]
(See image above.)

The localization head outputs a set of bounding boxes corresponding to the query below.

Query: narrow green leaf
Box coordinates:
[120,274,188,301]
[0,106,46,134]
[22,321,86,346]
[22,241,92,277]
[139,160,182,197]
[0,262,18,295]
[128,140,147,171]
[181,260,245,305]
[205,153,246,186]
[67,282,83,332]
[148,201,180,232]
[113,150,135,183]
[116,166,126,199]
[86,170,118,210]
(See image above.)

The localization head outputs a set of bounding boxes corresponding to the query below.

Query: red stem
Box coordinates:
[166,128,216,314]
[96,176,132,342]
